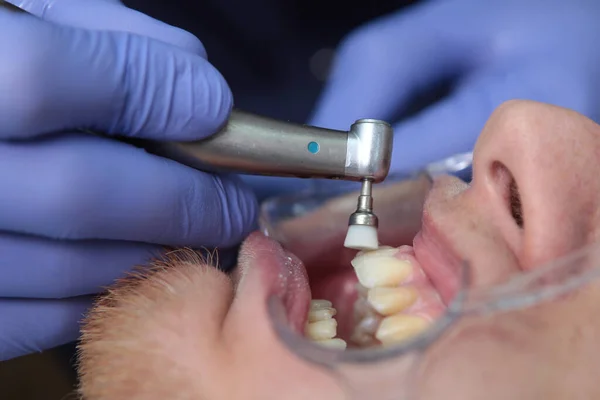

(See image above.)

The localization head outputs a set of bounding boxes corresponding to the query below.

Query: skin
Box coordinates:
[77,100,600,399]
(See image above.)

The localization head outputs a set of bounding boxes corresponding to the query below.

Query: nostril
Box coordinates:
[490,161,524,228]
[509,179,523,228]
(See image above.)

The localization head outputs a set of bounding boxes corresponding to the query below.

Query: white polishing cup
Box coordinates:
[344,225,379,251]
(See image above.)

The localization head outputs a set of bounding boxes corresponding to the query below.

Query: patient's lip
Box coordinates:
[242,232,311,333]
[412,211,463,304]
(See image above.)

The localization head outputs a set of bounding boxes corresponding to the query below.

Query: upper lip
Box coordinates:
[412,205,464,304]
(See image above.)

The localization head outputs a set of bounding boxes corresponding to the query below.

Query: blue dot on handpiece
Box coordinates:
[307,141,320,154]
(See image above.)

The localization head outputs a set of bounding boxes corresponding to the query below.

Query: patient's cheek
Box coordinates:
[77,250,234,400]
[418,283,600,400]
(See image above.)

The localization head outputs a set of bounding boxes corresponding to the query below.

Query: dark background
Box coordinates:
[123,0,419,122]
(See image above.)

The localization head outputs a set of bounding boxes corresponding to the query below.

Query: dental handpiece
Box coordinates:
[141,110,393,250]
[148,111,392,250]
[2,0,394,248]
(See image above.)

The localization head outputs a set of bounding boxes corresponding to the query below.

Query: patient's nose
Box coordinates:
[471,100,600,269]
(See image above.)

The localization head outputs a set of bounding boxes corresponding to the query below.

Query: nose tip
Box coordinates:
[472,100,600,268]
[473,101,552,202]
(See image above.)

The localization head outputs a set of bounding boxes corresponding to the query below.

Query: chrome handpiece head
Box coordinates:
[344,119,394,183]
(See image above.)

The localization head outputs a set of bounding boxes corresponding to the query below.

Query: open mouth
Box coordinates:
[256,175,463,353]
[297,242,452,351]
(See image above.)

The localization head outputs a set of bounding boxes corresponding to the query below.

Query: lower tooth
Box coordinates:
[315,338,347,350]
[375,315,430,345]
[367,287,418,316]
[310,299,333,309]
[305,318,338,340]
[308,307,337,322]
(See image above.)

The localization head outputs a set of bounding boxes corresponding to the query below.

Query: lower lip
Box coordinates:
[244,232,312,333]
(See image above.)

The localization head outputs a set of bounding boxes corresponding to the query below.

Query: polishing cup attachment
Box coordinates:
[344,224,379,250]
[348,210,378,227]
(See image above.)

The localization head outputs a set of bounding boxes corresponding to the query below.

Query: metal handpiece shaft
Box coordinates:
[147,111,345,179]
[348,178,378,228]
[144,110,393,183]
[356,179,374,213]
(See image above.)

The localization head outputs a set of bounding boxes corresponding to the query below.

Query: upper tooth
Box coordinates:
[305,318,338,340]
[354,314,382,335]
[355,246,397,259]
[314,338,347,350]
[308,307,337,322]
[351,250,412,288]
[367,287,418,316]
[355,283,369,297]
[375,315,430,345]
[353,297,372,319]
[310,299,333,309]
[350,330,378,347]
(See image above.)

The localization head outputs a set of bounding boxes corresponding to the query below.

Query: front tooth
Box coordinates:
[351,251,412,288]
[308,307,337,322]
[367,287,418,316]
[355,246,397,259]
[314,338,347,350]
[310,299,333,309]
[305,318,338,340]
[375,315,430,345]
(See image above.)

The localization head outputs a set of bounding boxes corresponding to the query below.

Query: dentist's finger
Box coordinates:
[389,62,590,174]
[309,2,479,130]
[0,296,93,361]
[9,0,206,56]
[0,9,231,140]
[0,134,258,248]
[0,231,241,299]
[0,232,159,298]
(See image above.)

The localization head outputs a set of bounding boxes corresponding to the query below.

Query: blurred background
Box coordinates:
[0,343,78,399]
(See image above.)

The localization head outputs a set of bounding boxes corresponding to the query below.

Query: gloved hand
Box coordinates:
[0,0,257,361]
[310,0,600,175]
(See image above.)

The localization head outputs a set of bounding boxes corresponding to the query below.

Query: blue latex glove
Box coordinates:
[310,0,600,175]
[0,0,257,361]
